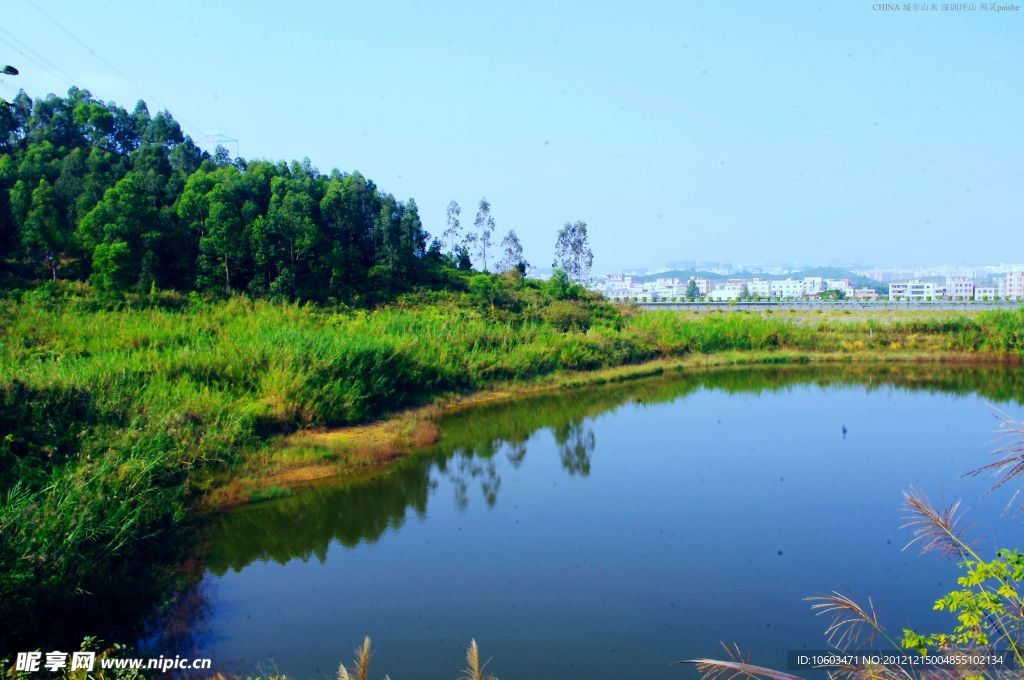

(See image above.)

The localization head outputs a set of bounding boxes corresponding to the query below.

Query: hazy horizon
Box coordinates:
[3,1,1021,271]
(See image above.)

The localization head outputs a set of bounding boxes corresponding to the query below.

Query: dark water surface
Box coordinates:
[149,365,1024,679]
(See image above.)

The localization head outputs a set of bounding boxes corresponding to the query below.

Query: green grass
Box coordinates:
[0,292,1022,650]
[247,485,294,503]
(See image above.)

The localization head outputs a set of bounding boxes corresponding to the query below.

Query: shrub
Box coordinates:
[540,300,593,332]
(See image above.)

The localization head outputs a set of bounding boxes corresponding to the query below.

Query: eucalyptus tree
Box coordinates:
[21,178,63,280]
[553,219,593,284]
[251,172,321,299]
[78,171,161,290]
[443,199,461,256]
[472,198,494,271]
[0,87,456,302]
[497,229,529,275]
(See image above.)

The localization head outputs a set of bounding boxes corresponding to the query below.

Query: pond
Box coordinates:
[147,364,1024,679]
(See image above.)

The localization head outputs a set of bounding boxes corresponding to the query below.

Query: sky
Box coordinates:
[1,1,1022,272]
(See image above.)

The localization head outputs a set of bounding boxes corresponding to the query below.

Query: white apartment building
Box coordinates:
[771,279,804,299]
[1005,272,1024,300]
[889,280,939,300]
[945,277,975,300]
[851,288,879,300]
[747,278,772,297]
[824,278,855,296]
[975,286,997,301]
[708,286,743,301]
[801,277,825,295]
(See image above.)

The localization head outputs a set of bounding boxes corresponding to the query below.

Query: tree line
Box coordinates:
[0,87,593,303]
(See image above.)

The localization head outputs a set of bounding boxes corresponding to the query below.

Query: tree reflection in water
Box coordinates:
[554,420,596,476]
[142,362,1024,652]
[201,362,1024,574]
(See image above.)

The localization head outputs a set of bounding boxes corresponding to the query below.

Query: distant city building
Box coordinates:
[747,278,772,298]
[889,280,939,300]
[692,277,713,295]
[851,288,879,301]
[588,268,1022,304]
[1006,271,1024,300]
[772,279,803,299]
[945,277,975,300]
[975,286,997,301]
[708,285,743,301]
[824,278,855,297]
[801,277,825,295]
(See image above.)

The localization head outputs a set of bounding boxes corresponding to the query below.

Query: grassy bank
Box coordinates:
[1,291,1023,650]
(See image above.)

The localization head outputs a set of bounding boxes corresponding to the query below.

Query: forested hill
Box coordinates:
[0,87,457,304]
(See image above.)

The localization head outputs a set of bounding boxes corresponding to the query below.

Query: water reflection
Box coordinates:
[201,363,1024,576]
[142,362,1024,678]
[555,420,596,476]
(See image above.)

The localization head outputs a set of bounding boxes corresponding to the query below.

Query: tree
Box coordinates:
[90,240,132,293]
[78,172,160,290]
[319,171,380,297]
[552,220,593,284]
[251,174,319,299]
[686,279,699,300]
[443,199,461,256]
[205,184,248,294]
[547,268,578,300]
[0,87,501,303]
[21,178,63,280]
[454,244,473,270]
[472,198,494,271]
[176,165,254,295]
[399,198,428,265]
[496,229,529,275]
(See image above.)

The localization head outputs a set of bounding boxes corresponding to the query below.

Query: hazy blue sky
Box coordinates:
[2,1,1021,272]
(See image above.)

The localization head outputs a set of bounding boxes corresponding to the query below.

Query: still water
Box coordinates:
[150,365,1024,679]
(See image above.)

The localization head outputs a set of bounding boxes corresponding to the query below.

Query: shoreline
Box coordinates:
[202,348,1022,510]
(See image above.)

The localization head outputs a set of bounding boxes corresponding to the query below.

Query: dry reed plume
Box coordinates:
[673,642,802,680]
[333,638,495,680]
[459,639,497,680]
[900,488,970,558]
[337,636,372,680]
[806,592,883,650]
[965,411,1024,510]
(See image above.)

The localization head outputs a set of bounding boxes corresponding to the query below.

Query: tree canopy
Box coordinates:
[1,87,601,304]
[553,219,593,284]
[0,87,448,303]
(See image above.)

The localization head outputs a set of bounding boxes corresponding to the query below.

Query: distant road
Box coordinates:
[632,301,1024,311]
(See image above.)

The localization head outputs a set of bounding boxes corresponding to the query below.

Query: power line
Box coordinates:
[197,133,240,157]
[24,0,207,137]
[0,25,78,86]
[0,32,76,91]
